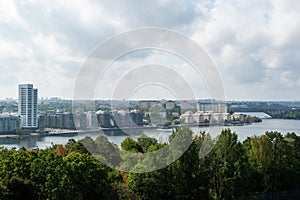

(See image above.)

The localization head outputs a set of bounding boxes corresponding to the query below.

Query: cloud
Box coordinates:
[0,0,299,100]
[192,0,300,100]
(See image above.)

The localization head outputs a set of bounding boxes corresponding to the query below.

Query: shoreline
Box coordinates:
[0,121,257,138]
[0,119,299,149]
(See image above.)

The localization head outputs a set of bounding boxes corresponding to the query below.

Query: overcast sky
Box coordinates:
[0,0,299,101]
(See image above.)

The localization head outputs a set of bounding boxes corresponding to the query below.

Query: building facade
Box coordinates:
[181,111,230,124]
[196,102,228,113]
[139,100,161,109]
[44,112,76,130]
[180,101,196,111]
[0,115,20,134]
[18,84,38,128]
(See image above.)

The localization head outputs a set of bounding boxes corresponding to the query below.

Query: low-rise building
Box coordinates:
[202,112,212,122]
[181,111,230,124]
[231,113,246,121]
[180,111,195,124]
[221,113,231,121]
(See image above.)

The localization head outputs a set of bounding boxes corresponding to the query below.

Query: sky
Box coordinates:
[0,0,299,101]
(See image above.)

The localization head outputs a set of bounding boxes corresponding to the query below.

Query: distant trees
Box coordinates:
[272,109,300,119]
[0,128,299,199]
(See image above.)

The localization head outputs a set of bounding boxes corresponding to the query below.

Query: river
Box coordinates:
[0,119,299,149]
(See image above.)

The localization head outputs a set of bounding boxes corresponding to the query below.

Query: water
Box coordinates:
[0,119,299,149]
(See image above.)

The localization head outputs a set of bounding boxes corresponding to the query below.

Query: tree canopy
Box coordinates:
[0,128,299,199]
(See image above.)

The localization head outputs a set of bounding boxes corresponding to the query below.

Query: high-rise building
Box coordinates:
[18,84,38,128]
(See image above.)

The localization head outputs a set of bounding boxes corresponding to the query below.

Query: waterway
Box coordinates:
[0,119,299,149]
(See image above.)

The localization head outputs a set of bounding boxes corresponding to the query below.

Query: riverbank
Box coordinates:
[0,132,39,139]
[0,119,299,149]
[0,121,255,138]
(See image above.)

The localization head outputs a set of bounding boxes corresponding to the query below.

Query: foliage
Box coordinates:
[0,128,299,199]
[272,109,300,119]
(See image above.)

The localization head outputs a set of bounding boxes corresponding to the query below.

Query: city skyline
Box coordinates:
[2,92,300,102]
[0,1,299,101]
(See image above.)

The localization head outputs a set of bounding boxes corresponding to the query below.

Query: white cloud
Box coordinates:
[0,0,299,100]
[192,0,300,100]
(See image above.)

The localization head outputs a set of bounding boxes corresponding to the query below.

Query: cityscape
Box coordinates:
[1,83,300,138]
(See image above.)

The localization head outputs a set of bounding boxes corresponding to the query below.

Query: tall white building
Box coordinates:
[18,84,38,128]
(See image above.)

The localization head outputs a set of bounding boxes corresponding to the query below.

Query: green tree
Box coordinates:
[121,137,142,153]
[94,135,122,167]
[60,152,114,199]
[66,139,90,154]
[30,151,65,199]
[1,173,34,200]
[208,129,248,199]
[137,134,158,153]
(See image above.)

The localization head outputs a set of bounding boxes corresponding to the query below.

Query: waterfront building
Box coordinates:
[113,110,126,127]
[211,113,221,123]
[202,112,212,122]
[0,115,20,134]
[221,113,231,121]
[38,114,45,133]
[181,111,230,124]
[98,110,144,128]
[44,112,76,130]
[63,113,76,129]
[192,112,202,123]
[18,84,38,128]
[86,111,99,128]
[180,111,195,124]
[98,112,114,128]
[128,111,143,126]
[73,113,87,130]
[231,113,246,121]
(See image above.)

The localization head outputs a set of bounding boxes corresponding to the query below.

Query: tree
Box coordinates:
[30,151,65,199]
[208,129,248,199]
[94,135,122,167]
[121,137,142,153]
[60,152,114,199]
[1,173,34,200]
[137,134,158,153]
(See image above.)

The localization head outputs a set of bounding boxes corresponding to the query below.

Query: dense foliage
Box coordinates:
[0,127,299,199]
